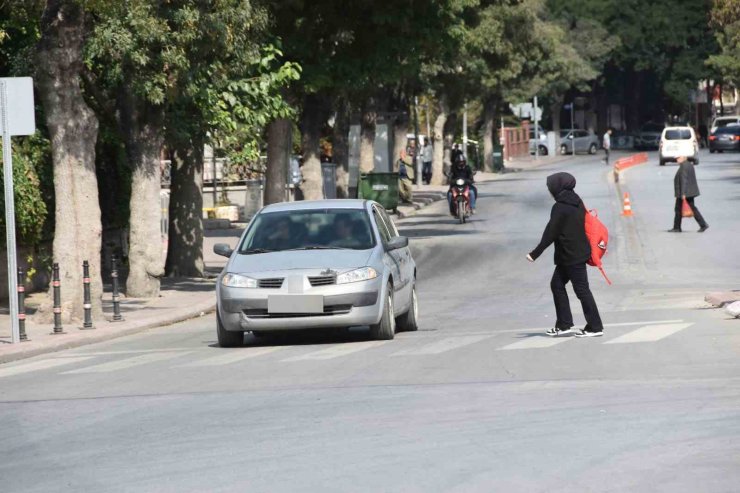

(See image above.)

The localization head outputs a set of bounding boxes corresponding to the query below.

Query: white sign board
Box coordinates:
[0,77,35,136]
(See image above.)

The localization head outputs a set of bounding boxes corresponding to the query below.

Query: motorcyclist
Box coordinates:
[447,154,477,215]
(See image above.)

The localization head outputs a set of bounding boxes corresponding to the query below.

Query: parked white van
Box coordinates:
[659,126,699,166]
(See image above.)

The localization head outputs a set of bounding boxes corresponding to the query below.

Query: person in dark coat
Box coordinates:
[527,172,604,337]
[669,156,708,233]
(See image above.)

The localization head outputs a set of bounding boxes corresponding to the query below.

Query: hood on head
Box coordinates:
[547,172,576,197]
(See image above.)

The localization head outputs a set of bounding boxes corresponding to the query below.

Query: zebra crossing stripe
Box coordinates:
[604,323,693,344]
[181,347,281,366]
[394,335,492,356]
[498,336,572,351]
[284,341,390,361]
[61,351,192,374]
[0,356,95,378]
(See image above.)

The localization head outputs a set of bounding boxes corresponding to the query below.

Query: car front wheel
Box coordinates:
[397,284,419,332]
[217,312,244,347]
[560,145,568,155]
[589,143,597,154]
[369,284,395,340]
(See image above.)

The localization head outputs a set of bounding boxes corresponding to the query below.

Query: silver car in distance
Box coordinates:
[213,200,419,347]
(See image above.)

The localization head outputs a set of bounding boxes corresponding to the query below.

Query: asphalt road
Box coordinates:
[2,151,739,492]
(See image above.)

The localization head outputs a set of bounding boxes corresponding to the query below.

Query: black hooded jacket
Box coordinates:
[529,172,591,266]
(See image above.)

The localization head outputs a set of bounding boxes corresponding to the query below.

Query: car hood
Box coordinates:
[228,248,375,275]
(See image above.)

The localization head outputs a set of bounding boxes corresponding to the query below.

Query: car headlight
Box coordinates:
[221,273,258,288]
[336,267,378,285]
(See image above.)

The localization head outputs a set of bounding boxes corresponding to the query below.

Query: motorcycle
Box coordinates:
[450,178,472,224]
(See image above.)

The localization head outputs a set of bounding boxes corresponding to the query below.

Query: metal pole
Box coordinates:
[111,255,123,321]
[534,96,539,160]
[425,101,431,144]
[1,80,20,344]
[17,267,28,341]
[462,102,468,160]
[51,262,64,334]
[81,260,94,329]
[413,96,421,186]
[212,147,217,207]
[571,103,575,157]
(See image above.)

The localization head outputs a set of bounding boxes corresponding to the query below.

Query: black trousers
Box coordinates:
[422,161,432,184]
[604,148,610,165]
[551,263,603,331]
[673,197,707,230]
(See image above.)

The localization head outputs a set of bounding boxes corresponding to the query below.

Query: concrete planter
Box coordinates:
[215,205,239,222]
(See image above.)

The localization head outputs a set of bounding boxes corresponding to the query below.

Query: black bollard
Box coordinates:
[51,263,65,334]
[111,255,123,322]
[17,268,28,342]
[80,260,94,330]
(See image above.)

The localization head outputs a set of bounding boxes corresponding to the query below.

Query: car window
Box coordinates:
[238,208,376,252]
[716,126,740,134]
[576,131,589,138]
[715,118,740,129]
[378,208,399,237]
[664,129,692,140]
[372,207,392,243]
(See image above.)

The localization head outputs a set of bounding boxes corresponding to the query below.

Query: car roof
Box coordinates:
[260,199,368,214]
[663,126,693,131]
[713,116,740,121]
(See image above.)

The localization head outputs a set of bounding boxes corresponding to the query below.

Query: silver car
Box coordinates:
[213,200,418,346]
[559,130,600,155]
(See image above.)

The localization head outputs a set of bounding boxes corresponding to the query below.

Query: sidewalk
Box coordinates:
[0,277,218,364]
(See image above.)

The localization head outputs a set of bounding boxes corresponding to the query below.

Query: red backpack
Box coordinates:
[584,208,612,285]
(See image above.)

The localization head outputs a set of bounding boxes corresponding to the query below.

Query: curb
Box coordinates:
[705,291,740,308]
[0,299,217,364]
[397,192,448,218]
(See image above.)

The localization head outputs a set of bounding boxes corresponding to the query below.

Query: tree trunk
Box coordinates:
[35,0,103,323]
[431,97,449,185]
[119,88,165,298]
[550,94,564,150]
[392,112,409,171]
[332,99,350,198]
[264,117,291,205]
[299,94,326,200]
[483,97,497,173]
[359,97,377,174]
[165,141,204,278]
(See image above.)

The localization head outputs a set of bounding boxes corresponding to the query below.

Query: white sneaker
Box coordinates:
[546,327,573,337]
[574,328,603,338]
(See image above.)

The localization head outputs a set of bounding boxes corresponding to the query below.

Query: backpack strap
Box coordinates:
[599,266,612,285]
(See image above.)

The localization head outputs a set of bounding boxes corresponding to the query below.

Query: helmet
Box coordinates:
[454,154,466,167]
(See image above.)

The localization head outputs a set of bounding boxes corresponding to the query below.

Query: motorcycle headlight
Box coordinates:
[455,178,465,186]
[221,273,258,288]
[336,267,378,285]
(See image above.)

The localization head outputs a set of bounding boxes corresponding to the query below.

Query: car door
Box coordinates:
[575,131,589,153]
[372,206,404,308]
[373,206,410,311]
[379,207,414,302]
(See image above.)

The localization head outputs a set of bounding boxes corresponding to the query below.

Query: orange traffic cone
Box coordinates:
[621,193,633,216]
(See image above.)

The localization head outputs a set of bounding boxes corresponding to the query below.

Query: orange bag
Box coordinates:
[681,198,694,218]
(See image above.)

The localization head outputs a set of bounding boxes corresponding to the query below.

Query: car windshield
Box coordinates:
[559,130,572,138]
[665,129,692,140]
[641,124,664,132]
[239,209,376,253]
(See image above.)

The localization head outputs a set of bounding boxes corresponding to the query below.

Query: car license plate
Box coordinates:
[268,295,323,314]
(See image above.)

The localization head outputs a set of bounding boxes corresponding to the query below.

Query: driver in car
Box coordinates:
[329,214,365,248]
[264,217,295,251]
[447,154,477,215]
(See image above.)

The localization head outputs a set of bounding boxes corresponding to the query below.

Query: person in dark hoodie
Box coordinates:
[527,172,604,337]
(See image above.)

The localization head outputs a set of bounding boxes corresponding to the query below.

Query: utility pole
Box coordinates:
[462,102,468,159]
[570,102,575,157]
[534,96,540,160]
[413,96,421,185]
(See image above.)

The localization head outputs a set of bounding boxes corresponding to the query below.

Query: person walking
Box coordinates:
[527,172,604,337]
[398,150,415,204]
[602,128,612,165]
[421,139,433,185]
[669,155,709,233]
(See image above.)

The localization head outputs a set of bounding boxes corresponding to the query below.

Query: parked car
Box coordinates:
[709,125,740,153]
[659,126,699,166]
[529,128,549,155]
[710,116,740,134]
[213,200,418,347]
[559,130,599,155]
[634,123,665,150]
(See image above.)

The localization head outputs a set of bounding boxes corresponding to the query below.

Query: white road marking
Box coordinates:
[515,319,685,333]
[284,341,390,361]
[604,323,693,344]
[0,356,95,378]
[181,347,281,366]
[61,351,192,374]
[498,337,573,351]
[65,348,194,356]
[394,335,492,356]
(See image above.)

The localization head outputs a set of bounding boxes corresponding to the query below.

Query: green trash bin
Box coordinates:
[493,144,504,172]
[357,172,400,212]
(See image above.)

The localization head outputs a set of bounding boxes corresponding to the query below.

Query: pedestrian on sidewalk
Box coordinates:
[422,139,433,185]
[602,128,612,165]
[669,156,709,233]
[398,150,415,204]
[527,172,604,337]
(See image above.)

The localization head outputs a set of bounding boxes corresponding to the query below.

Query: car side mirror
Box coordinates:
[213,243,234,258]
[386,236,409,251]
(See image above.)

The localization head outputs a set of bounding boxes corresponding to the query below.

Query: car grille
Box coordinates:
[308,275,336,287]
[258,278,284,289]
[243,305,352,319]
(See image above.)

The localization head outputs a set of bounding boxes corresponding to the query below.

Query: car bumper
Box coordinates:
[710,141,740,151]
[217,280,384,332]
